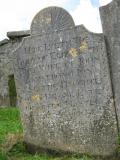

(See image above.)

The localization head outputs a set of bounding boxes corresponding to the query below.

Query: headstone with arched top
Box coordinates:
[13,6,118,156]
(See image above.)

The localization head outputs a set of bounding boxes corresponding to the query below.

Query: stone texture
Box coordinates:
[31,7,75,36]
[7,30,30,39]
[0,39,9,46]
[13,7,118,156]
[0,40,15,106]
[0,32,30,107]
[100,0,120,131]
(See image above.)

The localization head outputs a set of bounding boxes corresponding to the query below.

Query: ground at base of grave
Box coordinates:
[0,107,119,160]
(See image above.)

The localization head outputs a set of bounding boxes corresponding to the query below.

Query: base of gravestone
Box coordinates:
[25,142,119,160]
[25,142,74,156]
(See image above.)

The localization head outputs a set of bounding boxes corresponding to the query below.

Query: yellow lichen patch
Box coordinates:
[69,48,78,57]
[31,95,42,101]
[80,41,88,52]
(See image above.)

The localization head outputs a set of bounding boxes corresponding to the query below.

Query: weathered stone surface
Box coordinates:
[0,41,15,106]
[31,7,75,35]
[0,39,9,46]
[13,7,118,156]
[7,30,30,39]
[0,35,29,107]
[100,0,120,131]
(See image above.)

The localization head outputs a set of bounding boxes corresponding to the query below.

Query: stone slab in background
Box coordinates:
[100,0,120,131]
[0,31,30,107]
[7,30,30,39]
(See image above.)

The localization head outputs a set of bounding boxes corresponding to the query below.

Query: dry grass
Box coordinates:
[2,133,23,153]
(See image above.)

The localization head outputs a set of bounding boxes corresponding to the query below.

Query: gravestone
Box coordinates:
[13,7,118,156]
[0,31,30,107]
[100,0,120,131]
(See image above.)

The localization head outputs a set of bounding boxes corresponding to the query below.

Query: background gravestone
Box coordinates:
[100,0,120,132]
[0,31,30,107]
[13,7,118,156]
[0,40,19,107]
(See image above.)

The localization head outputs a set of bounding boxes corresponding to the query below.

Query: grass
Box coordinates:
[0,107,94,160]
[0,107,23,145]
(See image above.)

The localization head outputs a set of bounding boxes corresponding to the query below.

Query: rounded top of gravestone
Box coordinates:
[31,6,75,35]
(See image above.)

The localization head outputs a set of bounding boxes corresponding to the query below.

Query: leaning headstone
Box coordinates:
[13,7,118,156]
